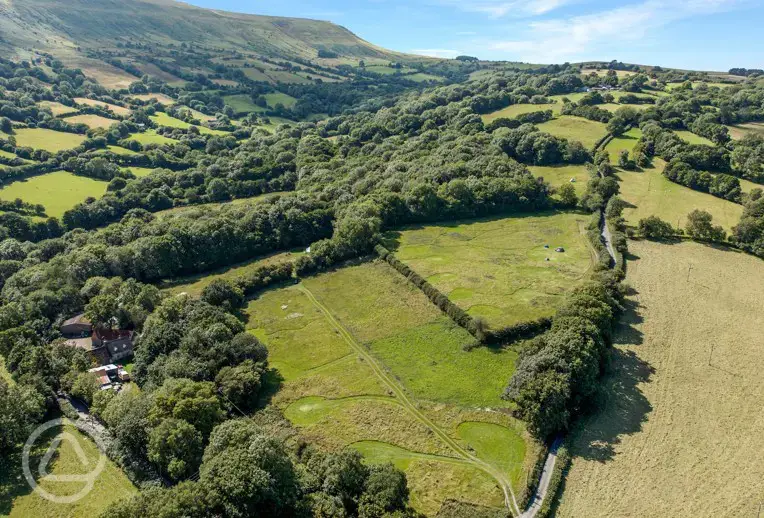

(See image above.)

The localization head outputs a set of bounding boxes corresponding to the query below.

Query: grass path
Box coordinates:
[297,283,520,515]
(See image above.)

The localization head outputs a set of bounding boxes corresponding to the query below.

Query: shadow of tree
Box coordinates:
[615,297,644,346]
[571,348,654,463]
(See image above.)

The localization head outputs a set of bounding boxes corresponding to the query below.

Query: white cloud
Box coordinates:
[487,0,744,62]
[438,0,575,18]
[411,48,462,58]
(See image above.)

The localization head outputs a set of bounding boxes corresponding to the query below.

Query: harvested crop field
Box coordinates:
[73,98,131,116]
[557,240,764,518]
[383,212,595,329]
[63,114,118,129]
[536,116,608,149]
[38,101,78,116]
[616,159,743,231]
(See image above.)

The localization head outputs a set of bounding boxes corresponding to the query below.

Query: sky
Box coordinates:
[185,0,764,71]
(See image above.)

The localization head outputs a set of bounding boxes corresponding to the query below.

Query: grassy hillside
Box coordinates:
[0,0,409,64]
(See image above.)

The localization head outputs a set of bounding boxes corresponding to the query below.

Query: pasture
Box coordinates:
[383,211,594,330]
[38,101,77,116]
[557,240,764,518]
[481,103,557,123]
[264,92,297,109]
[529,165,589,196]
[1,421,136,517]
[149,112,227,135]
[616,159,743,230]
[63,114,118,129]
[126,130,177,146]
[604,127,642,160]
[674,129,714,146]
[124,167,155,177]
[536,116,608,149]
[726,122,764,140]
[244,259,538,514]
[0,171,107,218]
[10,128,86,152]
[129,93,175,104]
[223,94,264,114]
[73,98,131,117]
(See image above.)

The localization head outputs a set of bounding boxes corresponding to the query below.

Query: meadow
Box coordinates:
[63,114,119,129]
[73,98,131,116]
[616,159,743,230]
[383,212,595,329]
[536,116,608,149]
[557,240,764,517]
[126,130,177,147]
[0,421,136,517]
[38,101,78,116]
[244,260,539,514]
[0,171,107,218]
[223,94,264,114]
[604,127,642,160]
[480,103,558,122]
[149,112,227,135]
[124,167,156,177]
[674,129,714,146]
[726,122,764,140]
[129,93,175,104]
[529,165,589,196]
[9,128,86,153]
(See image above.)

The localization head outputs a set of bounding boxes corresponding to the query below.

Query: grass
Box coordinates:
[674,129,714,146]
[104,146,138,156]
[125,167,156,177]
[0,150,19,160]
[557,240,764,517]
[456,422,528,489]
[10,128,86,152]
[604,127,643,160]
[481,103,558,123]
[383,212,595,329]
[726,122,764,140]
[129,93,175,104]
[616,159,743,231]
[38,101,77,116]
[352,441,505,515]
[161,250,300,298]
[536,116,608,149]
[63,114,119,129]
[126,130,177,147]
[0,171,107,218]
[529,165,589,196]
[223,94,265,114]
[1,421,136,517]
[264,92,297,109]
[155,192,289,218]
[73,98,130,117]
[149,112,227,135]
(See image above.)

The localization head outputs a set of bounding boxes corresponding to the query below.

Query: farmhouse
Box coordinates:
[88,364,131,391]
[61,314,134,365]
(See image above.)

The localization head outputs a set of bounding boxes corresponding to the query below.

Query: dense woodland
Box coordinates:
[0,47,762,517]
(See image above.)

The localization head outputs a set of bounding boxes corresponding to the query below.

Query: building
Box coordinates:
[61,315,134,365]
[60,314,92,337]
[88,364,130,390]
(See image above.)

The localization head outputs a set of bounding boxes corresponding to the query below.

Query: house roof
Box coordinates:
[94,328,133,341]
[62,314,91,327]
[65,337,95,351]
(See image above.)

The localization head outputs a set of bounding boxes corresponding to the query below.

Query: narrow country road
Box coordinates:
[297,284,521,516]
[601,211,617,265]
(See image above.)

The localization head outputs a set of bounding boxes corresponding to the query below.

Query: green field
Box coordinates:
[73,98,131,116]
[727,122,764,140]
[244,260,537,514]
[104,145,138,156]
[125,167,156,177]
[536,116,608,149]
[129,93,175,104]
[1,422,136,517]
[63,114,119,129]
[0,170,107,218]
[126,130,177,146]
[383,212,595,329]
[481,103,558,123]
[9,128,86,152]
[674,130,714,146]
[161,250,300,298]
[617,159,743,230]
[264,92,297,109]
[223,94,264,113]
[529,165,589,196]
[604,127,643,160]
[149,112,227,135]
[0,150,19,160]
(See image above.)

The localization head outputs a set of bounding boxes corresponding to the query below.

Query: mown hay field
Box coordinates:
[149,112,227,135]
[1,422,136,517]
[0,170,107,217]
[557,240,764,518]
[244,260,538,515]
[383,212,595,329]
[536,116,608,149]
[38,101,78,116]
[616,159,743,230]
[63,114,119,129]
[10,128,86,152]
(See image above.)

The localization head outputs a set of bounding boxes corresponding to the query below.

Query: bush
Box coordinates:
[638,216,675,239]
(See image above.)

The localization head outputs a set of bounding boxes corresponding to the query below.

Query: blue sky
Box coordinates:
[186,0,763,70]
